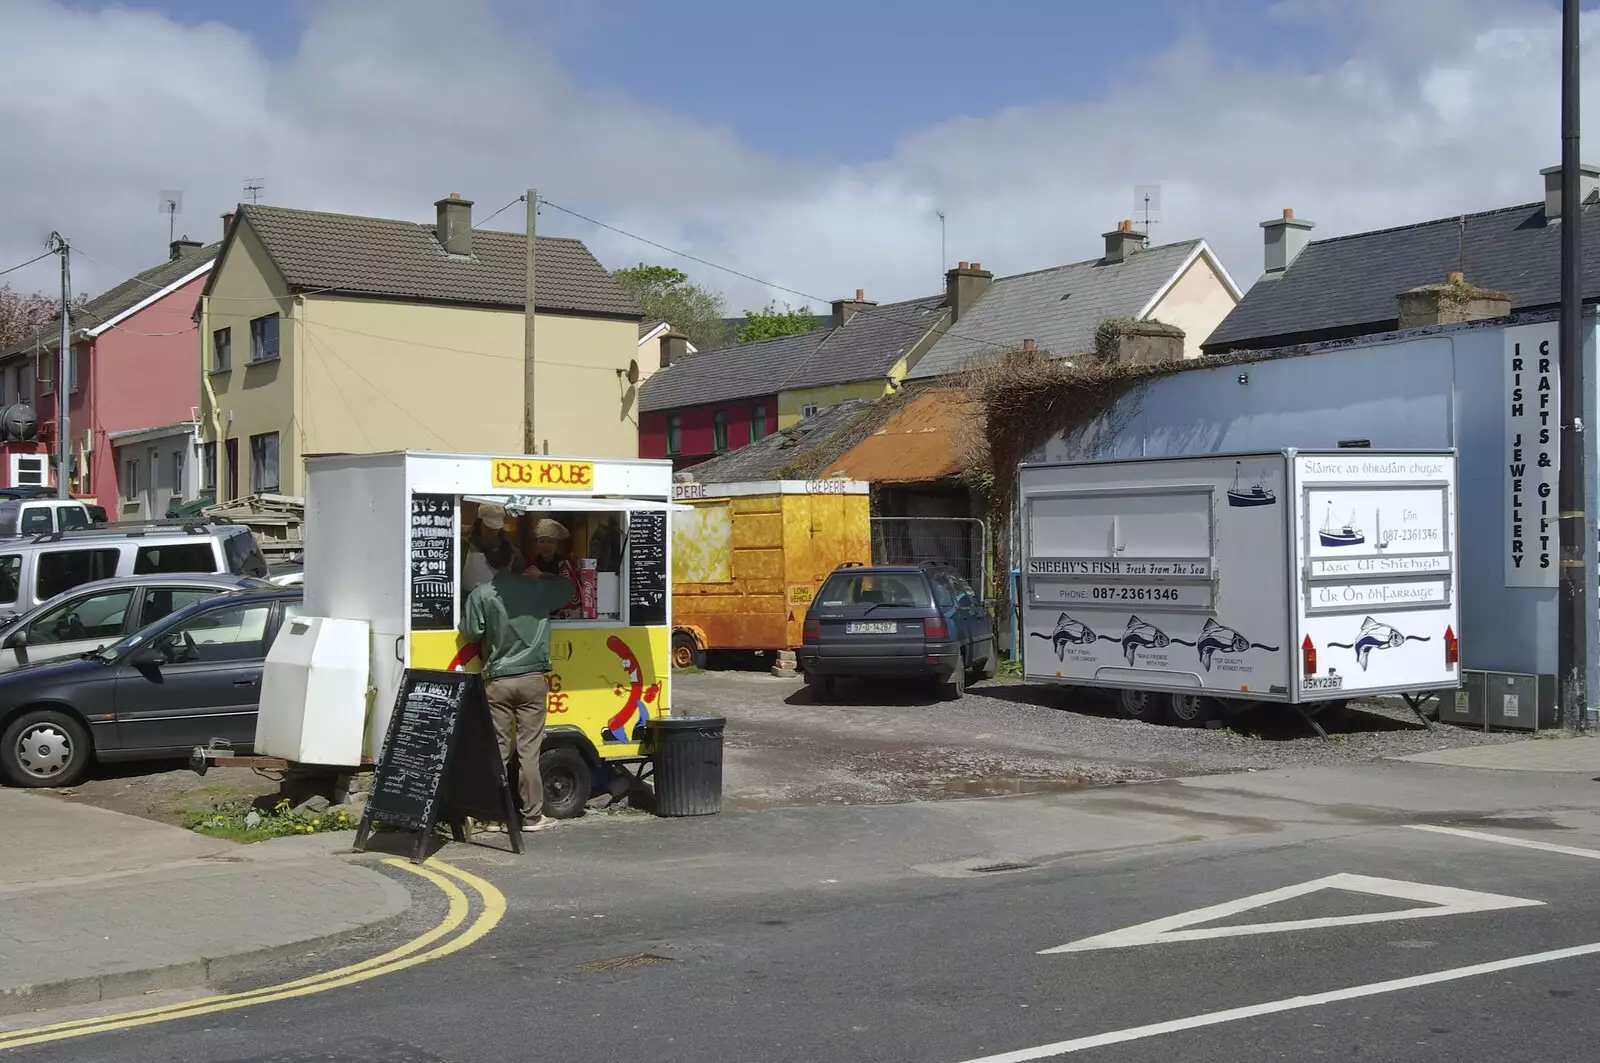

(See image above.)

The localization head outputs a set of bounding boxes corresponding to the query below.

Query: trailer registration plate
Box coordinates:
[1302,675,1344,691]
[847,621,897,634]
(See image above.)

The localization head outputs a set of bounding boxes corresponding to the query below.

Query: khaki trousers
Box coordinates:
[484,671,549,820]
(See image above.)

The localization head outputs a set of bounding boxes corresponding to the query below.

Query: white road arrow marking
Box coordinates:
[1039,873,1543,954]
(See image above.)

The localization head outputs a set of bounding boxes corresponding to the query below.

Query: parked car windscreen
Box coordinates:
[815,571,933,609]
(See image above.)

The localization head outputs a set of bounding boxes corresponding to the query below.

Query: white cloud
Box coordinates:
[0,0,1595,318]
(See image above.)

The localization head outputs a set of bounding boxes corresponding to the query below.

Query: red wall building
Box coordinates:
[639,397,777,470]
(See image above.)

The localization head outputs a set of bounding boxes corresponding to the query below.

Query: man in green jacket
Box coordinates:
[461,553,574,831]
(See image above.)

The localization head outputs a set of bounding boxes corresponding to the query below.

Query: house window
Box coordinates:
[249,315,280,363]
[712,410,728,452]
[250,432,279,493]
[202,442,217,491]
[751,405,767,443]
[16,364,32,404]
[212,327,232,372]
[171,448,185,497]
[69,347,81,393]
[39,356,51,394]
[800,403,820,418]
[225,438,238,500]
[665,415,681,456]
[10,455,44,487]
[123,459,139,501]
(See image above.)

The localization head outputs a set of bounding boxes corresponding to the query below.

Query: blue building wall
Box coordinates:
[1035,313,1599,697]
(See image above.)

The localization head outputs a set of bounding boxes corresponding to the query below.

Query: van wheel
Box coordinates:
[1114,688,1167,725]
[1167,692,1222,728]
[670,632,705,671]
[2,709,92,787]
[539,746,592,820]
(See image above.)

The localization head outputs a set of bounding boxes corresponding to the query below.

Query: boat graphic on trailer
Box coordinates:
[1319,505,1364,548]
[1226,462,1276,508]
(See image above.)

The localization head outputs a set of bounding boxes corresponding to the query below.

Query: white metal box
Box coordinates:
[255,615,372,766]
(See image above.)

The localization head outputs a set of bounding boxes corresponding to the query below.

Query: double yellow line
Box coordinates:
[0,857,504,1051]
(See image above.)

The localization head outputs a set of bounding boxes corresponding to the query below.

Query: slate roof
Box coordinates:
[2,242,220,358]
[1203,201,1600,352]
[639,328,829,413]
[676,401,873,483]
[782,296,948,390]
[905,240,1204,379]
[228,204,639,319]
[639,318,666,340]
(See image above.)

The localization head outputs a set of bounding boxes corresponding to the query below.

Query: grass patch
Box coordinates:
[996,657,1023,678]
[183,799,357,843]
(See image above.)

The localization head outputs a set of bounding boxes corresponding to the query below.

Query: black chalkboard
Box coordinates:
[628,509,667,626]
[354,669,522,862]
[410,494,456,630]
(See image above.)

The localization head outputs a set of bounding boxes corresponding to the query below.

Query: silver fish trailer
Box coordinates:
[1018,449,1460,732]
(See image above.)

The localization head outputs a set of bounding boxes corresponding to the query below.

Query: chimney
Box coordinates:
[659,330,689,369]
[944,261,994,323]
[435,193,474,256]
[1540,163,1600,221]
[169,236,202,261]
[1260,208,1315,274]
[1396,272,1513,330]
[1020,338,1036,353]
[220,211,235,237]
[830,288,877,329]
[1102,220,1145,264]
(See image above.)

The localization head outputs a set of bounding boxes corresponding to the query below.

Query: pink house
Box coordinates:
[0,233,221,515]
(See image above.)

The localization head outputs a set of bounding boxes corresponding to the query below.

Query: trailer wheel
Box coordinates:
[539,746,592,820]
[1166,692,1222,728]
[671,631,705,671]
[1114,688,1167,724]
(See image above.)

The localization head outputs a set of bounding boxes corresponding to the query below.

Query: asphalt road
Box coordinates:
[17,759,1600,1063]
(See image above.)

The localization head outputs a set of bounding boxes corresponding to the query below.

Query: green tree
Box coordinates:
[737,302,819,344]
[611,264,728,353]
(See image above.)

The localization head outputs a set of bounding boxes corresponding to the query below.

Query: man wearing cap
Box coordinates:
[462,503,523,597]
[462,540,574,832]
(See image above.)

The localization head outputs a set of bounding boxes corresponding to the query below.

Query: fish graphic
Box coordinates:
[1195,618,1281,671]
[1328,616,1431,671]
[1028,612,1111,661]
[1122,615,1191,666]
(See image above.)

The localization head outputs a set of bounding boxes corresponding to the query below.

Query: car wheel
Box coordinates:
[2,709,92,788]
[670,631,705,671]
[1114,688,1167,725]
[1166,692,1222,728]
[807,673,837,702]
[978,639,998,681]
[538,745,592,820]
[941,664,966,702]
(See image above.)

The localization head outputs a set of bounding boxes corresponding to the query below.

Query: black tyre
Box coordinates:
[1166,692,1223,728]
[941,664,966,702]
[539,745,592,820]
[807,673,837,702]
[670,631,705,671]
[978,641,998,681]
[1114,688,1167,725]
[2,709,92,788]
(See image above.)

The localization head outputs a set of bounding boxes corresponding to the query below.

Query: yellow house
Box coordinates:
[198,195,641,500]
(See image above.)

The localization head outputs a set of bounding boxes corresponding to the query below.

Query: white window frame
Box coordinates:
[10,454,45,488]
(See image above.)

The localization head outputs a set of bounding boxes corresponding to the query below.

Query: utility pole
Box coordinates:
[523,188,538,456]
[50,234,71,500]
[1557,0,1587,731]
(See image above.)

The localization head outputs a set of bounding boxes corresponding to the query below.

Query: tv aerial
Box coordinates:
[158,189,184,243]
[243,178,265,205]
[1133,184,1162,245]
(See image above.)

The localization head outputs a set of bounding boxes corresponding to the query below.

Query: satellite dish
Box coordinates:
[626,359,640,386]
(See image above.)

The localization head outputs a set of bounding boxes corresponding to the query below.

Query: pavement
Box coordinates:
[0,788,410,1017]
[1399,733,1600,772]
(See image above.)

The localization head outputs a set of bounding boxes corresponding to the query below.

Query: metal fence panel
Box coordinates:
[869,516,989,591]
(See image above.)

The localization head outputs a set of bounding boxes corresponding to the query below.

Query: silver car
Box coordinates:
[0,573,272,673]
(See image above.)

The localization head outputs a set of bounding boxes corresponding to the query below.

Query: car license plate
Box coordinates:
[847,621,896,634]
[1302,675,1344,691]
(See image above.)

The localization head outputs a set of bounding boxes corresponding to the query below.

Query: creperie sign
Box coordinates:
[491,458,595,491]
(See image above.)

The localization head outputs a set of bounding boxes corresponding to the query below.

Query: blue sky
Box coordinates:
[81,0,1344,160]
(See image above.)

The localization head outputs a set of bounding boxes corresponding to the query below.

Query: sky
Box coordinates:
[1,0,1596,316]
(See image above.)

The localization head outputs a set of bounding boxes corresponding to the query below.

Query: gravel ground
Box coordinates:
[684,669,1531,810]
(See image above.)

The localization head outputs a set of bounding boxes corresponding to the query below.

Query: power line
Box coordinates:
[302,328,453,449]
[0,250,54,280]
[299,318,637,372]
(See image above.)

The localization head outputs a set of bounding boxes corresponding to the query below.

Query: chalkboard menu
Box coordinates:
[354,669,521,862]
[628,509,667,626]
[410,494,456,630]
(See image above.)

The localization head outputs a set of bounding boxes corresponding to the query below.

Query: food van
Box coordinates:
[1018,449,1460,729]
[298,450,682,814]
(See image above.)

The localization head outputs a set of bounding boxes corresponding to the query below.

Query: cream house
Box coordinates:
[198,196,641,500]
